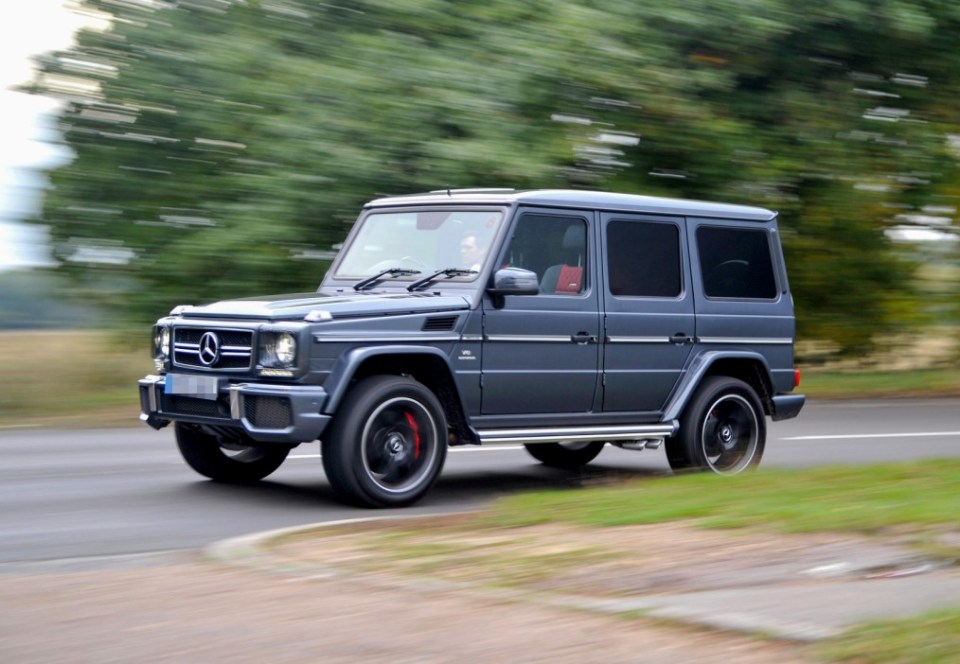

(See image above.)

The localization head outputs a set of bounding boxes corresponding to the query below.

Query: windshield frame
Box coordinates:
[327,205,510,288]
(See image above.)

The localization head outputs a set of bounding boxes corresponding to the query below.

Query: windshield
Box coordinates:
[334,209,504,281]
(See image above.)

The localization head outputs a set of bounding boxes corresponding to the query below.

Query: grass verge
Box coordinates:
[0,330,144,428]
[483,460,960,536]
[818,610,960,663]
[800,366,960,400]
[272,462,960,662]
[489,462,960,663]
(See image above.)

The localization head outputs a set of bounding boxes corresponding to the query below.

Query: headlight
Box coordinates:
[153,326,171,358]
[275,332,297,365]
[261,332,297,368]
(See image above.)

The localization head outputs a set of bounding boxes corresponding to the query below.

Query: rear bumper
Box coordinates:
[138,374,331,443]
[770,393,805,422]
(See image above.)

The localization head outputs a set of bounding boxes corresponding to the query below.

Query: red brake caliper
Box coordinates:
[404,411,421,459]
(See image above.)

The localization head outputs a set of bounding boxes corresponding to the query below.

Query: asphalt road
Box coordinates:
[1,398,958,566]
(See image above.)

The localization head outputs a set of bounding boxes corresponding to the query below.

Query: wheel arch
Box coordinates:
[323,345,471,443]
[663,351,775,422]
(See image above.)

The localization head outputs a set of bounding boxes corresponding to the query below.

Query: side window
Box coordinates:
[697,226,777,299]
[607,220,681,297]
[501,214,587,295]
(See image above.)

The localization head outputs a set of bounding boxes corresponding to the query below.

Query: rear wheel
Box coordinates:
[524,441,605,469]
[666,376,765,475]
[175,423,289,482]
[322,375,447,508]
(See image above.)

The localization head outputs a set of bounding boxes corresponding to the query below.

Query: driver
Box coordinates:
[459,232,486,271]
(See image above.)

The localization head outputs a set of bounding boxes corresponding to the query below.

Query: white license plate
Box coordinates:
[164,374,221,400]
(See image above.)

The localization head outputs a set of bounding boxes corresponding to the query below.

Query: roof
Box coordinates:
[365,189,777,222]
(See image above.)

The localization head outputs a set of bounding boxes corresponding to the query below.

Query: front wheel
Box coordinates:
[175,423,290,482]
[666,377,765,475]
[322,375,448,508]
[524,441,605,469]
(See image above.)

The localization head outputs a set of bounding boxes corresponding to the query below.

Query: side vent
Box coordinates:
[422,316,458,332]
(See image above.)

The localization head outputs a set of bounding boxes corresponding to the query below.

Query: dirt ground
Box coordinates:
[0,556,815,664]
[0,526,832,664]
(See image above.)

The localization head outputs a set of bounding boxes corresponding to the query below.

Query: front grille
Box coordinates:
[160,394,231,419]
[173,327,253,370]
[244,396,292,429]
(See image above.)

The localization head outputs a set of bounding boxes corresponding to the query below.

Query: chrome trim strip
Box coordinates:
[149,378,159,412]
[229,387,241,420]
[606,336,669,344]
[313,335,460,343]
[477,423,676,445]
[174,343,250,352]
[484,335,571,343]
[699,337,793,345]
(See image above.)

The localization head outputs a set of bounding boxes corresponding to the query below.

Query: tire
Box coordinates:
[175,423,289,482]
[322,375,448,508]
[524,441,605,469]
[666,376,765,475]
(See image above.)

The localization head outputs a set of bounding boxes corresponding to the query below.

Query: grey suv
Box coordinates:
[140,189,805,507]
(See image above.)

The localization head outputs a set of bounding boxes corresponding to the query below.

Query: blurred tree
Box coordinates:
[24,0,960,354]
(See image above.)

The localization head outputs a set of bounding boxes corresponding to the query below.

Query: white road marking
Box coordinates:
[781,431,960,441]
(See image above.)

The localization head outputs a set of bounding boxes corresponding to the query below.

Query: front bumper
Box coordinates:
[138,374,330,443]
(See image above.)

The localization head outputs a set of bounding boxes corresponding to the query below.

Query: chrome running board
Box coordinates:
[476,423,676,446]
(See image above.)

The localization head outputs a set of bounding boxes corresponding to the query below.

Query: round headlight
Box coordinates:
[275,332,297,366]
[154,326,171,358]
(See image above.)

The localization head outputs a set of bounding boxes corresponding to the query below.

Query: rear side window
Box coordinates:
[697,226,777,299]
[607,220,681,297]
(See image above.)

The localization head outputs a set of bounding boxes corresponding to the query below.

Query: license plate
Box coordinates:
[164,374,221,400]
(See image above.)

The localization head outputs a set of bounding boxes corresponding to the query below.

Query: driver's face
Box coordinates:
[460,237,481,266]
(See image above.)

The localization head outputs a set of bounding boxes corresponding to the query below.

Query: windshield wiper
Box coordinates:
[407,268,477,292]
[354,268,421,291]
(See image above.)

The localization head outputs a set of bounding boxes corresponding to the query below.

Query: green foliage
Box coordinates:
[24,0,960,350]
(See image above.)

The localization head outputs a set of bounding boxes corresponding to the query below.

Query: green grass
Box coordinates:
[800,367,960,399]
[820,610,960,663]
[0,330,146,427]
[485,461,960,538]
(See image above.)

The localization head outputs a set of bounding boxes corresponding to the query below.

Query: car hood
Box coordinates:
[176,291,473,322]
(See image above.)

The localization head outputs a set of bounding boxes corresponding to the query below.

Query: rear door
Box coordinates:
[600,213,695,413]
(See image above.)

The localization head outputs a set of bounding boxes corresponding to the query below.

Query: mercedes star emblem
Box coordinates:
[198,331,221,366]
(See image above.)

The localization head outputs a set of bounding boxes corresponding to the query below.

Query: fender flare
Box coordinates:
[662,350,775,422]
[321,344,460,415]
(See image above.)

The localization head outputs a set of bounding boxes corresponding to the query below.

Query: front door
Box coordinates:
[480,208,601,415]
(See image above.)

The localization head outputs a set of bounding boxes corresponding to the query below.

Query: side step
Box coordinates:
[476,423,676,446]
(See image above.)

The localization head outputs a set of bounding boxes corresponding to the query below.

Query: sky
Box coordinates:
[0,0,99,270]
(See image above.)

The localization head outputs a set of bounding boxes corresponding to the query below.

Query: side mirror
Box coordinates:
[488,267,540,296]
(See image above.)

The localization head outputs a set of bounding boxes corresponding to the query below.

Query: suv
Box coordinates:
[140,189,805,507]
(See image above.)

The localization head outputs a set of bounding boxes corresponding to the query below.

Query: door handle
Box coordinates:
[669,333,694,345]
[571,332,598,344]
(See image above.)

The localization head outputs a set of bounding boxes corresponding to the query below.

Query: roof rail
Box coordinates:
[427,188,517,197]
